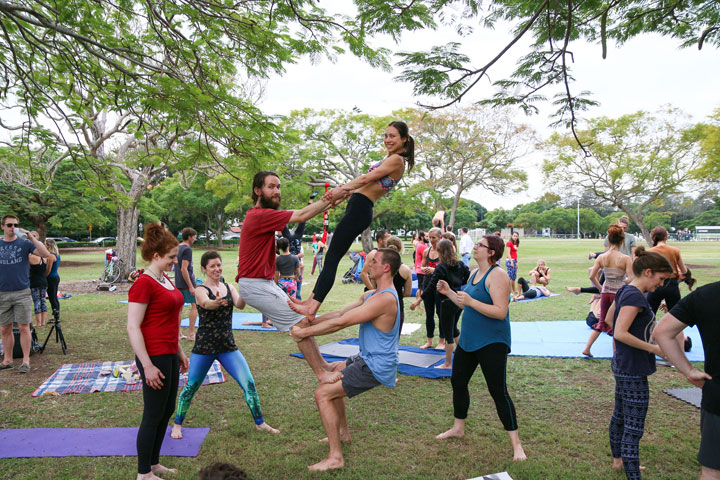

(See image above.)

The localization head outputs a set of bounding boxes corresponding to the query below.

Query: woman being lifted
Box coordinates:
[290,121,414,319]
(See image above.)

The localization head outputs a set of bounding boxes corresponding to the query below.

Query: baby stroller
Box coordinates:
[342,251,366,284]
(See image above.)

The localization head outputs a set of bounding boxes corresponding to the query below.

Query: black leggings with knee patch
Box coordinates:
[136,354,179,474]
[451,343,518,431]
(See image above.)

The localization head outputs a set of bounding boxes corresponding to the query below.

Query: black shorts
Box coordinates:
[699,408,720,470]
[341,354,381,398]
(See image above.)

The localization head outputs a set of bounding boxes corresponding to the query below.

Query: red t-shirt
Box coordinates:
[237,207,293,280]
[506,241,518,260]
[128,273,184,356]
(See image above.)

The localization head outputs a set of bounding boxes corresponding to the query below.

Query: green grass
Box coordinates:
[1,239,718,479]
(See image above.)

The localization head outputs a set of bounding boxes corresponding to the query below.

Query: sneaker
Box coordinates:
[0,363,13,371]
[18,363,30,373]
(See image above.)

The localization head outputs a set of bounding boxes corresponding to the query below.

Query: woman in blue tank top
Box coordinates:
[435,234,527,461]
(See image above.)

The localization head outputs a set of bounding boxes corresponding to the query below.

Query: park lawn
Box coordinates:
[1,239,717,479]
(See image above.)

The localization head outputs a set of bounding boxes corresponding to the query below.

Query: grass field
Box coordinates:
[1,238,718,480]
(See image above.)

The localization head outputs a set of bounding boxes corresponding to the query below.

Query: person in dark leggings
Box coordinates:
[412,238,468,368]
[44,239,61,318]
[435,234,526,461]
[127,223,189,480]
[606,247,672,480]
[288,121,414,319]
[413,227,442,349]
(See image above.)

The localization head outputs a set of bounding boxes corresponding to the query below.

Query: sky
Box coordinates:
[259,6,720,210]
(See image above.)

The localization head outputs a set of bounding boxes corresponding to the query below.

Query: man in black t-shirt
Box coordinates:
[655,281,720,479]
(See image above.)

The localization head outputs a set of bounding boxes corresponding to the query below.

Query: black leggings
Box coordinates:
[422,290,437,338]
[313,193,374,302]
[580,286,600,294]
[646,278,680,314]
[136,354,180,474]
[451,343,518,431]
[47,276,60,315]
[437,299,460,343]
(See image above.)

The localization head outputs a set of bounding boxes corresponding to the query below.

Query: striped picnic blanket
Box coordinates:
[32,360,225,397]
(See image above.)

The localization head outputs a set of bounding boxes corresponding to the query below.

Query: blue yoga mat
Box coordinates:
[181,312,278,331]
[513,293,560,303]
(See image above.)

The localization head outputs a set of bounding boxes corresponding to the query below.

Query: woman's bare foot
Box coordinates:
[419,341,434,349]
[513,444,527,461]
[308,456,344,471]
[137,473,163,480]
[434,363,452,369]
[565,286,581,295]
[437,342,446,350]
[582,350,593,358]
[150,464,177,476]
[261,322,273,328]
[256,422,280,434]
[170,424,182,439]
[436,426,464,440]
[613,458,646,471]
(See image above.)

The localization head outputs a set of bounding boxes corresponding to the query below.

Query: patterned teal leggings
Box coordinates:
[174,351,265,426]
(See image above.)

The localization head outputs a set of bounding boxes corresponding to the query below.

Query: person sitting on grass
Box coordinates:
[512,277,550,301]
[288,248,402,472]
[529,259,551,286]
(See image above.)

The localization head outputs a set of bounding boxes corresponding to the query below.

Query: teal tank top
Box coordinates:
[48,253,60,278]
[458,266,511,352]
[359,288,401,387]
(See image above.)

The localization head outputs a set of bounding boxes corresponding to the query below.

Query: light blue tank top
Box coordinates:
[458,266,511,353]
[359,287,401,387]
[48,253,60,278]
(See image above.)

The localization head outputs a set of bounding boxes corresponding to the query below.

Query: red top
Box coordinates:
[414,242,427,274]
[237,207,293,280]
[506,241,518,260]
[128,273,184,356]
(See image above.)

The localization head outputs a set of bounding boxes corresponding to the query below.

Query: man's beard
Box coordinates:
[259,193,281,209]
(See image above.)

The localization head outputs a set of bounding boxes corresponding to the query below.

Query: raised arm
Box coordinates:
[288,198,331,224]
[228,284,246,310]
[291,292,386,339]
[325,155,404,203]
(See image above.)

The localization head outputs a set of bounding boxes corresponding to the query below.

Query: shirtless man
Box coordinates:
[235,171,339,384]
[289,248,402,471]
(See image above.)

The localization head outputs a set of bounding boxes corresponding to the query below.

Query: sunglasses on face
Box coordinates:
[4,223,18,227]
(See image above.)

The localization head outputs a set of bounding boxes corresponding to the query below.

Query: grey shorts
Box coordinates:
[236,278,304,332]
[0,289,33,327]
[341,354,381,398]
[699,408,720,470]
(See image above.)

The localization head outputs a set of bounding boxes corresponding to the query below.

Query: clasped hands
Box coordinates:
[322,186,350,207]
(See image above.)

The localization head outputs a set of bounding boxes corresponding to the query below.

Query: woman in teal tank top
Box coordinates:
[435,234,527,462]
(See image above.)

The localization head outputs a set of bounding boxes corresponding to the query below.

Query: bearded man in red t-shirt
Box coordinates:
[236,171,342,383]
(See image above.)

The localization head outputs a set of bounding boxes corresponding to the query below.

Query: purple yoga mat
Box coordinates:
[0,427,210,458]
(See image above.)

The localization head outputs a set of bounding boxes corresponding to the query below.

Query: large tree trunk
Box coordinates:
[361,226,373,252]
[619,206,651,246]
[116,206,139,277]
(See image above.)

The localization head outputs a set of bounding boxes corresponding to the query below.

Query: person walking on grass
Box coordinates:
[418,227,442,349]
[289,248,402,471]
[435,234,526,462]
[505,231,520,296]
[127,223,189,480]
[605,247,672,480]
[176,227,198,341]
[0,215,50,374]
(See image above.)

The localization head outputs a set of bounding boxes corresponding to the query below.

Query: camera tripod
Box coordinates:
[41,310,67,355]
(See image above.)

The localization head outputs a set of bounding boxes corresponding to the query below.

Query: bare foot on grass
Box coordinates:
[565,286,581,295]
[513,445,527,461]
[137,473,163,480]
[170,424,182,439]
[419,341,434,349]
[150,464,177,476]
[613,459,646,471]
[319,432,351,444]
[434,363,452,369]
[582,350,593,358]
[256,422,280,434]
[436,427,464,440]
[308,457,344,471]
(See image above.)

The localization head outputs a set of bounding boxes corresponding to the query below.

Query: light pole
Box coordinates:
[577,198,581,239]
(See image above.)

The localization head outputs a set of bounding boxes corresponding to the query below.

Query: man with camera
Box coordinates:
[1,215,50,373]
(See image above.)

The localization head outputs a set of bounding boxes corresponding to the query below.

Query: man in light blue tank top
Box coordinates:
[290,248,402,472]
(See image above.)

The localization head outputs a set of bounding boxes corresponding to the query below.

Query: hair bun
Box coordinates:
[634,246,647,256]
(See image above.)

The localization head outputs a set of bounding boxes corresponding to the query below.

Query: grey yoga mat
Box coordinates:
[318,342,443,368]
[663,387,702,409]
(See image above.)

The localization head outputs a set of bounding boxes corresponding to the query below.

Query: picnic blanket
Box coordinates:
[32,360,225,397]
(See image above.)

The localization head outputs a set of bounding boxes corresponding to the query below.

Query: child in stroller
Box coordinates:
[342,251,366,284]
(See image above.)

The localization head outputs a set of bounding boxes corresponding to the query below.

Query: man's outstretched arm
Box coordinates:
[290,294,391,341]
[289,199,331,224]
